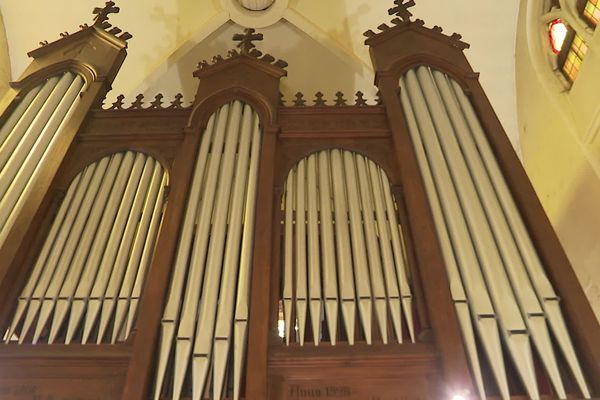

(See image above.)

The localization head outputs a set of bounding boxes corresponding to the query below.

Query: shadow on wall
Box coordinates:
[0,9,11,98]
[553,163,600,323]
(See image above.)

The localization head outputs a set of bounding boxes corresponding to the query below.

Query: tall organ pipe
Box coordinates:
[232,117,261,400]
[330,150,358,345]
[50,152,139,344]
[211,104,254,400]
[342,151,373,345]
[413,66,539,398]
[281,150,415,347]
[449,79,590,399]
[153,113,216,400]
[282,175,294,345]
[355,154,390,344]
[5,151,167,346]
[294,159,308,346]
[432,71,565,397]
[400,66,591,399]
[153,101,262,400]
[306,154,322,346]
[400,75,510,398]
[0,72,84,248]
[317,151,339,345]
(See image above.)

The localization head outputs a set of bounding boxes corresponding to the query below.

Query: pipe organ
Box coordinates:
[281,149,414,347]
[0,2,597,400]
[0,72,85,248]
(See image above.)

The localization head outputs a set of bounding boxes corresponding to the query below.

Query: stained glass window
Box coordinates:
[583,0,599,26]
[549,19,568,54]
[562,34,589,82]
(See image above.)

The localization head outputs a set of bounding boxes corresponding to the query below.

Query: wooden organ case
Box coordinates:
[0,2,598,400]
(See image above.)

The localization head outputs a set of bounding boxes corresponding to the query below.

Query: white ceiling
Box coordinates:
[0,0,520,149]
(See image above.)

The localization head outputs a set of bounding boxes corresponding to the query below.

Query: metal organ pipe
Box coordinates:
[355,154,390,344]
[433,70,565,398]
[154,113,217,400]
[5,151,167,346]
[0,72,84,248]
[398,86,489,400]
[448,79,590,399]
[153,101,262,400]
[400,73,510,399]
[317,151,339,346]
[294,159,308,346]
[399,66,591,399]
[281,150,415,347]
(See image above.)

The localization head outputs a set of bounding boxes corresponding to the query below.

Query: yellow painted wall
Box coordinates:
[516,1,600,320]
[0,11,10,97]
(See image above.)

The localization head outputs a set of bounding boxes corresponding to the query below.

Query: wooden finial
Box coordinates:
[388,0,415,22]
[355,91,368,106]
[93,1,120,26]
[108,94,125,110]
[128,94,145,110]
[334,92,347,106]
[232,28,264,55]
[293,92,306,107]
[314,92,326,106]
[168,93,185,109]
[150,94,164,109]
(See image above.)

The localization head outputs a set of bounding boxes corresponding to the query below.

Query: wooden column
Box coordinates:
[121,128,200,400]
[246,125,278,400]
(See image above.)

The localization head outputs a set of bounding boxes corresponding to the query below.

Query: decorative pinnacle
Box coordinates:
[93,1,120,25]
[232,28,264,55]
[388,0,416,22]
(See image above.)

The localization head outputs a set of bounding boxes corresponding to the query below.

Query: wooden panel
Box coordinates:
[0,345,129,400]
[269,344,442,400]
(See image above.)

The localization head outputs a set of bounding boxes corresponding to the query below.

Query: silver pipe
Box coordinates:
[51,152,139,344]
[35,152,130,344]
[414,66,538,398]
[18,160,102,343]
[282,173,294,345]
[378,170,415,343]
[5,172,81,343]
[317,151,339,346]
[449,79,591,399]
[294,159,308,346]
[171,101,234,400]
[401,74,510,398]
[125,170,167,339]
[354,154,390,344]
[232,114,261,400]
[433,70,564,398]
[306,154,322,346]
[342,151,372,344]
[189,97,243,400]
[0,84,42,148]
[212,103,255,400]
[330,149,357,344]
[113,162,166,343]
[94,155,154,344]
[154,113,216,400]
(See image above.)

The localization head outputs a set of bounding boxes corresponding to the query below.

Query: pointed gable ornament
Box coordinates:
[388,0,416,23]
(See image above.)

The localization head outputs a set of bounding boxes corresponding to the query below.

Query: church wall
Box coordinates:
[516,0,600,321]
[0,10,10,98]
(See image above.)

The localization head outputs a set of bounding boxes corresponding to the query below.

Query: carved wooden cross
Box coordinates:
[388,0,416,22]
[93,1,120,25]
[232,28,264,55]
